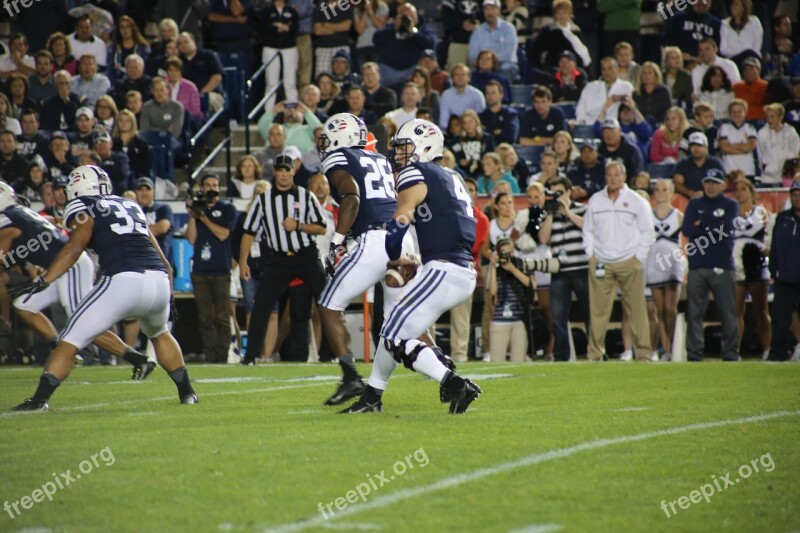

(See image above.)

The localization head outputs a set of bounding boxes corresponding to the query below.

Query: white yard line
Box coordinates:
[261,410,800,533]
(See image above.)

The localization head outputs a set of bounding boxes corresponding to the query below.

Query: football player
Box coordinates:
[10,166,197,411]
[341,119,483,414]
[316,113,416,406]
[0,181,155,378]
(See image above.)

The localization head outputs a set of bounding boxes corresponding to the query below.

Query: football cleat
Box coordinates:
[180,394,199,405]
[11,398,49,412]
[339,399,383,413]
[240,357,255,366]
[449,379,481,414]
[132,360,157,381]
[324,378,365,406]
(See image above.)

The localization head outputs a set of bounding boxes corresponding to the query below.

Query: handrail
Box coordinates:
[190,105,225,148]
[244,82,282,154]
[179,5,193,30]
[191,136,231,183]
[247,53,279,92]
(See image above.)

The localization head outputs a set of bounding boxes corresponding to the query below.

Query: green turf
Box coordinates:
[0,362,798,533]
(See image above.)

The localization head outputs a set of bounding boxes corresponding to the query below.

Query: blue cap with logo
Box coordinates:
[701,168,726,184]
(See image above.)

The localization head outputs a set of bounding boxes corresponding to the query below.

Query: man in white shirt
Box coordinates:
[384,83,421,128]
[718,98,757,177]
[0,34,35,80]
[575,57,634,125]
[438,64,486,129]
[582,160,655,361]
[757,103,800,185]
[68,16,108,68]
[691,37,741,94]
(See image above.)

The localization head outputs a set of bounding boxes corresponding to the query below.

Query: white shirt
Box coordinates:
[718,121,757,176]
[384,107,418,128]
[756,123,800,184]
[720,17,763,59]
[583,184,655,264]
[692,56,741,95]
[575,78,634,125]
[0,53,34,77]
[68,33,108,67]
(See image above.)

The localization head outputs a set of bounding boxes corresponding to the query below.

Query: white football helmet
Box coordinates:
[0,181,17,211]
[66,165,112,200]
[391,119,444,169]
[318,113,367,158]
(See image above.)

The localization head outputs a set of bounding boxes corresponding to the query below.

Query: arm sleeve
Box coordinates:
[242,195,262,236]
[636,197,655,263]
[305,191,324,225]
[681,200,702,237]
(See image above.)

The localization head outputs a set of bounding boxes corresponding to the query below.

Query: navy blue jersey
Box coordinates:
[64,195,166,275]
[395,162,476,265]
[0,205,67,269]
[321,147,396,237]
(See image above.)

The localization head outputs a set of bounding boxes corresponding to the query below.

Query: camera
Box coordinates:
[285,102,297,110]
[544,189,564,214]
[499,250,511,264]
[189,189,219,214]
[399,15,412,33]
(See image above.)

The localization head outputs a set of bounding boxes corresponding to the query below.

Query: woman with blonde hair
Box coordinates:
[661,46,693,108]
[496,142,530,190]
[645,179,684,360]
[478,152,518,194]
[649,106,689,163]
[152,18,180,58]
[230,155,264,200]
[112,108,150,178]
[95,94,119,132]
[634,61,672,125]
[551,131,578,173]
[732,178,772,359]
[447,109,496,178]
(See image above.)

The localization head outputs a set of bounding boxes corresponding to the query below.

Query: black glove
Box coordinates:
[9,277,50,302]
[169,295,179,322]
[325,242,347,277]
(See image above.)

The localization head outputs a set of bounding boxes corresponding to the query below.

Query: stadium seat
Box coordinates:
[554,102,576,120]
[139,130,175,182]
[646,162,676,181]
[572,124,597,142]
[510,84,533,108]
[515,144,545,173]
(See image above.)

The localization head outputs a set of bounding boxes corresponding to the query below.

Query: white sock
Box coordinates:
[367,343,397,391]
[410,345,449,383]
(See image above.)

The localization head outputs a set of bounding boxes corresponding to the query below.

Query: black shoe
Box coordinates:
[324,378,365,406]
[439,385,452,404]
[11,398,49,412]
[240,357,255,366]
[449,379,481,414]
[132,360,157,381]
[180,394,199,404]
[688,355,703,362]
[339,399,382,413]
[723,355,741,362]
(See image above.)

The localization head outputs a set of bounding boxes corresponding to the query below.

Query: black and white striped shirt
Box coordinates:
[242,185,324,254]
[549,202,589,272]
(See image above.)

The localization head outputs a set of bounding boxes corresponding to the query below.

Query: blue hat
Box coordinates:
[701,168,726,184]
[52,175,69,189]
[790,181,800,191]
[579,139,599,151]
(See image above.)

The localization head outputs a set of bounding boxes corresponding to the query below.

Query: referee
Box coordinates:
[240,153,328,365]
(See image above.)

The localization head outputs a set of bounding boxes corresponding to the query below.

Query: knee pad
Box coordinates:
[384,338,427,371]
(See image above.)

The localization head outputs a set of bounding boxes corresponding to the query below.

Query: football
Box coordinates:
[384,264,418,288]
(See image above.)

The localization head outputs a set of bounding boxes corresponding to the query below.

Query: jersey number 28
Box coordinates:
[359,157,396,200]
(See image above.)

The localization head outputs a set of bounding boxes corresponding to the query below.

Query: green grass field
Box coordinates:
[1,361,798,533]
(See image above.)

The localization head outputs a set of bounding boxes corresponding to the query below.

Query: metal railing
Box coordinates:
[243,53,283,155]
[190,136,231,184]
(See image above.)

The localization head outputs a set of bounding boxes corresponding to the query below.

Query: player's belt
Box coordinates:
[436,259,475,269]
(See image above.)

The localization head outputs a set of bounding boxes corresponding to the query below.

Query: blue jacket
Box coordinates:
[681,193,739,271]
[374,25,435,71]
[769,209,800,283]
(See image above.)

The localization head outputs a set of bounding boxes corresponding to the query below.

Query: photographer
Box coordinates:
[185,173,238,364]
[373,3,435,87]
[538,176,589,362]
[514,182,553,359]
[489,238,536,362]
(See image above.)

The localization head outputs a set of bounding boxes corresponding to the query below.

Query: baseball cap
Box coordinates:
[742,57,761,70]
[422,49,436,60]
[559,50,577,62]
[688,131,708,146]
[274,154,294,171]
[50,131,68,141]
[136,177,154,189]
[701,168,726,184]
[482,0,501,7]
[283,146,302,161]
[790,181,800,191]
[52,175,69,189]
[602,118,620,130]
[76,107,94,120]
[95,132,112,143]
[579,139,599,151]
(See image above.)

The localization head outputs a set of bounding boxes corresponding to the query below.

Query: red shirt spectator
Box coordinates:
[732,57,767,120]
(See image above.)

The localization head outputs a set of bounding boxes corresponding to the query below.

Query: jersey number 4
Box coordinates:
[102,200,148,235]
[452,173,474,219]
[359,157,396,200]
